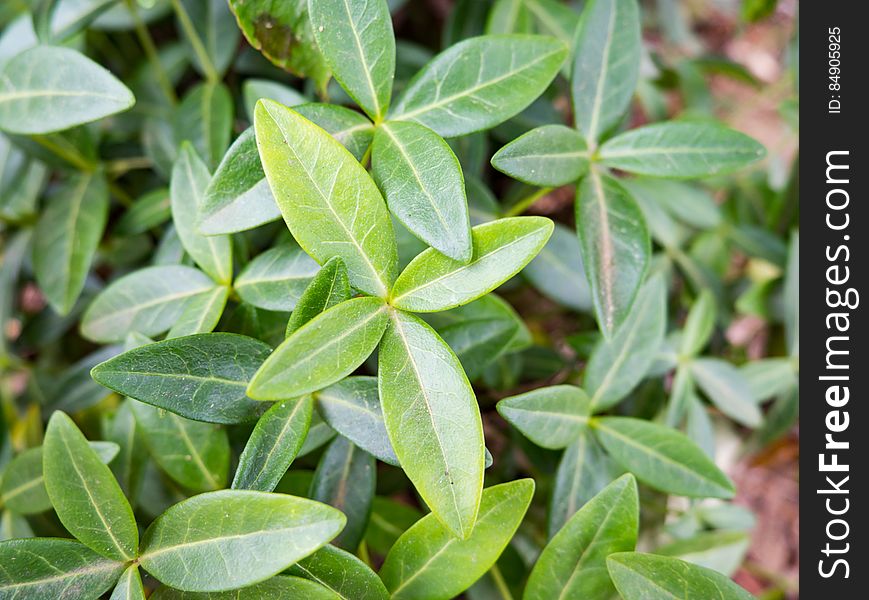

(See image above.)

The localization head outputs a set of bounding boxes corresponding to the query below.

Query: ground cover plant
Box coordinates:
[0,0,798,598]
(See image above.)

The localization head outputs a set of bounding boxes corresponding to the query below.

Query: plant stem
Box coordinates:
[490,564,514,600]
[126,0,178,104]
[504,187,553,217]
[106,156,153,177]
[31,137,97,172]
[170,0,220,83]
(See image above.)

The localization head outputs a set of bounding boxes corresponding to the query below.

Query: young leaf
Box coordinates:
[151,576,338,599]
[491,125,589,186]
[291,544,390,600]
[681,289,716,356]
[378,310,484,539]
[524,222,593,312]
[172,83,233,170]
[599,122,767,178]
[316,376,399,465]
[585,274,666,410]
[309,0,395,121]
[235,244,321,312]
[92,333,271,424]
[607,552,755,600]
[380,479,534,599]
[525,474,638,600]
[592,416,736,498]
[0,538,125,599]
[497,385,590,449]
[311,437,376,551]
[232,396,314,492]
[171,143,233,284]
[110,564,146,600]
[576,169,650,336]
[43,412,138,561]
[33,171,108,315]
[0,46,134,134]
[248,297,389,400]
[691,358,763,428]
[255,100,398,297]
[138,490,346,592]
[372,120,472,262]
[166,285,229,338]
[81,265,216,343]
[390,216,553,312]
[571,0,641,144]
[390,34,567,137]
[286,256,353,336]
[199,127,282,235]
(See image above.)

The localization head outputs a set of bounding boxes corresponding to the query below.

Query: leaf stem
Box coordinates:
[31,136,97,172]
[170,0,220,83]
[504,187,553,217]
[490,564,514,600]
[126,0,178,104]
[106,156,153,177]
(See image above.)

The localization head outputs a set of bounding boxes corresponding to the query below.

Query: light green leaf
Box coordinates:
[171,143,233,284]
[525,474,638,600]
[599,122,767,178]
[486,0,533,34]
[151,576,339,599]
[0,538,125,600]
[49,0,122,42]
[291,544,389,600]
[235,244,321,312]
[232,396,313,491]
[524,222,592,312]
[681,289,716,356]
[571,0,641,144]
[740,358,797,402]
[585,274,666,410]
[691,358,763,428]
[0,46,134,134]
[621,177,722,230]
[242,79,307,122]
[497,385,590,449]
[110,564,146,600]
[592,416,735,498]
[166,285,229,338]
[576,169,650,336]
[309,0,395,121]
[364,497,422,556]
[249,297,389,400]
[0,511,33,541]
[525,0,579,47]
[656,531,750,576]
[380,479,534,600]
[92,333,271,424]
[607,552,755,600]
[255,100,397,297]
[492,125,589,186]
[33,170,108,315]
[286,256,353,336]
[43,412,138,561]
[172,82,233,171]
[390,216,552,312]
[139,490,346,592]
[378,310,484,539]
[316,376,398,465]
[372,120,472,262]
[390,34,567,137]
[81,265,216,343]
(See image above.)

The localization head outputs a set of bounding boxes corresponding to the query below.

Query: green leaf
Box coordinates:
[585,274,667,410]
[524,222,593,311]
[607,552,755,600]
[81,265,216,343]
[235,244,321,312]
[298,411,337,457]
[114,188,171,235]
[592,416,735,498]
[138,490,346,592]
[172,83,233,171]
[294,103,376,162]
[171,143,233,284]
[166,285,229,338]
[129,401,229,492]
[784,232,798,357]
[364,497,422,556]
[286,256,353,336]
[255,100,398,297]
[428,293,532,355]
[491,125,589,186]
[177,0,239,79]
[372,120,472,262]
[438,315,519,380]
[249,297,388,400]
[656,531,750,576]
[741,358,797,402]
[497,385,590,449]
[311,437,375,551]
[390,216,552,312]
[242,79,307,122]
[316,376,398,465]
[229,0,331,93]
[576,169,650,336]
[525,474,638,600]
[199,127,282,235]
[291,544,389,600]
[309,0,395,121]
[110,564,146,600]
[49,0,121,42]
[0,511,33,542]
[681,289,716,355]
[33,170,108,315]
[390,34,567,137]
[151,576,339,599]
[691,358,763,428]
[43,412,138,561]
[92,333,271,424]
[232,396,313,491]
[599,122,767,178]
[380,479,534,599]
[378,310,484,539]
[486,0,533,34]
[0,46,134,134]
[103,399,147,505]
[0,538,125,600]
[571,0,641,144]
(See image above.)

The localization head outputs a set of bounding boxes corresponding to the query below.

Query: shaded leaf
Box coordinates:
[286,256,353,336]
[235,244,320,312]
